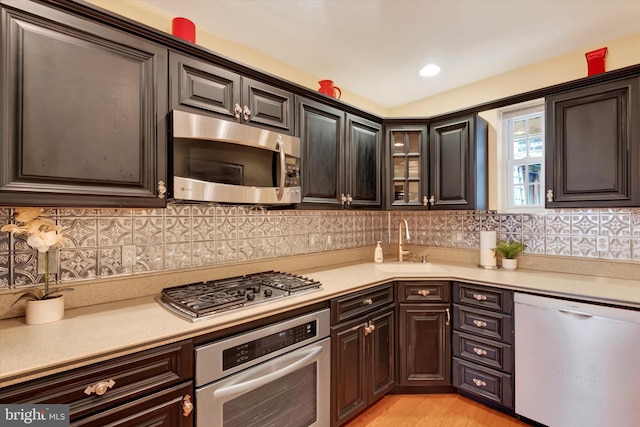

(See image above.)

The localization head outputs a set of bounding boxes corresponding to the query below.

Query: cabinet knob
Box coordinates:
[473,347,488,356]
[346,194,353,205]
[417,289,431,296]
[429,195,435,206]
[472,319,488,328]
[472,378,487,387]
[84,379,115,396]
[362,298,373,306]
[157,180,167,199]
[234,103,242,119]
[182,394,194,417]
[340,193,347,205]
[242,105,251,121]
[422,196,428,206]
[546,189,554,202]
[472,293,488,301]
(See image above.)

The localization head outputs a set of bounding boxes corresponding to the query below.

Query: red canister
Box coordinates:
[585,47,607,76]
[172,17,196,43]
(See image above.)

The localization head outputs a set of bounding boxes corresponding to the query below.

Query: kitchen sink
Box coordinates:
[374,262,448,274]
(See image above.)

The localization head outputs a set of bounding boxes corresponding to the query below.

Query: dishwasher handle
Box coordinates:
[213,345,323,399]
[557,308,594,318]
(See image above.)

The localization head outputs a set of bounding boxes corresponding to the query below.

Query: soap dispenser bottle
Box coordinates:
[374,241,384,263]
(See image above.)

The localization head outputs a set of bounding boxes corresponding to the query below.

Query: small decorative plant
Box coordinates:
[1,208,72,303]
[493,239,526,260]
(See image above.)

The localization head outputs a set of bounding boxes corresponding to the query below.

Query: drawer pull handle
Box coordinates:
[473,319,488,328]
[84,379,115,396]
[473,347,488,356]
[445,308,450,326]
[472,378,487,387]
[363,298,373,305]
[182,394,194,417]
[473,293,488,301]
[364,320,376,336]
[417,289,431,296]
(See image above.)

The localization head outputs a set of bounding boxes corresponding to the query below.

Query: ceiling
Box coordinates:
[139,0,640,108]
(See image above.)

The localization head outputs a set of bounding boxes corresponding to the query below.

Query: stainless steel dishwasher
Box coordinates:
[514,293,640,427]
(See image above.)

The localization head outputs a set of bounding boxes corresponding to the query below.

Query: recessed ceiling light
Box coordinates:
[419,64,441,77]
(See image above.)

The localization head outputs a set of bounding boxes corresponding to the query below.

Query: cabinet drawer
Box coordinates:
[0,340,193,421]
[452,331,513,373]
[453,304,513,344]
[331,283,394,325]
[71,381,193,427]
[453,358,513,409]
[453,282,513,313]
[397,281,451,303]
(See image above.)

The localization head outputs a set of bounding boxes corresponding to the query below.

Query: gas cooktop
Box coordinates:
[158,271,322,321]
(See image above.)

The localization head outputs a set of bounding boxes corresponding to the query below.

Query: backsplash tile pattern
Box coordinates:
[0,206,639,290]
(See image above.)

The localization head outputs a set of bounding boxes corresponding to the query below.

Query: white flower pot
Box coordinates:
[501,258,518,270]
[25,295,65,325]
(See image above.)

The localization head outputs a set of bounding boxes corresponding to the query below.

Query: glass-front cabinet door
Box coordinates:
[386,124,428,208]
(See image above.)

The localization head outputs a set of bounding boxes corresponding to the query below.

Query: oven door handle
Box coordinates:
[213,345,323,400]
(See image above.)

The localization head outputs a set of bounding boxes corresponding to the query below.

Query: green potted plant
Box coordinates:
[493,239,526,270]
[1,208,72,324]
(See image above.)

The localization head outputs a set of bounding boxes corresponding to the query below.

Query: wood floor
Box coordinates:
[344,394,531,427]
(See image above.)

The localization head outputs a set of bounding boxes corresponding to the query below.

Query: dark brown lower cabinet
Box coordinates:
[397,304,451,387]
[71,382,193,427]
[452,282,514,412]
[331,306,395,426]
[0,340,194,426]
[396,281,452,390]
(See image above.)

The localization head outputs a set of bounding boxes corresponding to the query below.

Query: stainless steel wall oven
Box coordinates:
[195,309,330,426]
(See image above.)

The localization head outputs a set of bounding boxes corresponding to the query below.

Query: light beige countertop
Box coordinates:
[1,260,639,388]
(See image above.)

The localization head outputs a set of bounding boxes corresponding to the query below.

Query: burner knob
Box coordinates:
[264,288,273,297]
[237,289,246,296]
[251,285,261,293]
[246,293,255,301]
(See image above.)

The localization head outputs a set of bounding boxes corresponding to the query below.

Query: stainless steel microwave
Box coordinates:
[170,110,301,204]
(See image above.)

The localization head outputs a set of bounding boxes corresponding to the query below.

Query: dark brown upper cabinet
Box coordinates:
[428,114,488,210]
[296,96,382,209]
[345,113,382,208]
[385,116,487,211]
[170,51,294,134]
[0,0,169,208]
[386,124,430,209]
[545,76,640,207]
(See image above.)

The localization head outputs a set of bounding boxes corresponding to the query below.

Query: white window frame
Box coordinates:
[497,99,545,213]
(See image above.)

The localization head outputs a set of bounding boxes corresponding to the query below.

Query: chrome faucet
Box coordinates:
[398,218,411,262]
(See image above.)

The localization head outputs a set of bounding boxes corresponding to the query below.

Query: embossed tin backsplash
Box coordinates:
[1,206,639,290]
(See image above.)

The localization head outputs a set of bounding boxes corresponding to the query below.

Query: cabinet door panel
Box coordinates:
[368,308,395,402]
[170,51,239,119]
[346,114,382,208]
[243,77,293,134]
[546,77,640,207]
[331,319,367,426]
[296,97,344,206]
[430,120,469,206]
[0,2,167,207]
[398,304,451,386]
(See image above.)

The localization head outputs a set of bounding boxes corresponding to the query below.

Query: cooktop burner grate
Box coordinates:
[159,271,322,320]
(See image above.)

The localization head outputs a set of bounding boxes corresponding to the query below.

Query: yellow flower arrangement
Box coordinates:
[1,208,72,301]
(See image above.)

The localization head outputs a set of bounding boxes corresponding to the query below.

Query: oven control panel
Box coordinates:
[223,321,316,370]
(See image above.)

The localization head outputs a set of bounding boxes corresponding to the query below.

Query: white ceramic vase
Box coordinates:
[25,295,65,325]
[501,258,518,270]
